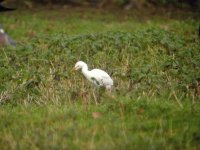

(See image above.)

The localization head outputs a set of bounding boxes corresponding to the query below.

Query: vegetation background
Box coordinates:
[0,0,200,149]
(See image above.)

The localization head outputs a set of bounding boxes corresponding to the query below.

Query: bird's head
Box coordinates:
[73,61,88,71]
[0,25,5,34]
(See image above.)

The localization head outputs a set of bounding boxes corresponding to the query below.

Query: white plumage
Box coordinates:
[73,61,113,89]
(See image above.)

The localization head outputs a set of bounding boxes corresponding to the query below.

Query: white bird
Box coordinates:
[73,61,113,90]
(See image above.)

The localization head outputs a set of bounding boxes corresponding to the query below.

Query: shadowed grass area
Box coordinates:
[0,8,200,150]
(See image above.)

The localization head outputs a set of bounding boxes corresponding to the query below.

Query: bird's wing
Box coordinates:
[101,75,113,85]
[91,69,110,77]
[91,69,113,86]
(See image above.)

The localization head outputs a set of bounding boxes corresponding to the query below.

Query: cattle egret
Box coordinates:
[73,61,113,90]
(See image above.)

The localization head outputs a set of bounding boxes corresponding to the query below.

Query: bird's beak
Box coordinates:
[71,67,76,72]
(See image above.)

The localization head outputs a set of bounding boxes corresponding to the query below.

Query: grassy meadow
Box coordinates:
[0,7,200,149]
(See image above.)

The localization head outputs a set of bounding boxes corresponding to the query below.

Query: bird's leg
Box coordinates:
[92,87,98,105]
[97,87,107,103]
[97,87,101,103]
[105,87,115,100]
[92,87,104,104]
[107,88,112,94]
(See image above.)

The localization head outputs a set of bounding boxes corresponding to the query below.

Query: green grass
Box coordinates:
[0,99,200,149]
[0,8,200,150]
[1,99,200,150]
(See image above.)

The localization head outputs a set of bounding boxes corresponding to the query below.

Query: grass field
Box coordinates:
[0,7,200,150]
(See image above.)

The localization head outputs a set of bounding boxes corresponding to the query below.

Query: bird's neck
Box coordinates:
[81,66,90,78]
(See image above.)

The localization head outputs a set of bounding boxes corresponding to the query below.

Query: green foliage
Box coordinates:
[0,26,199,104]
